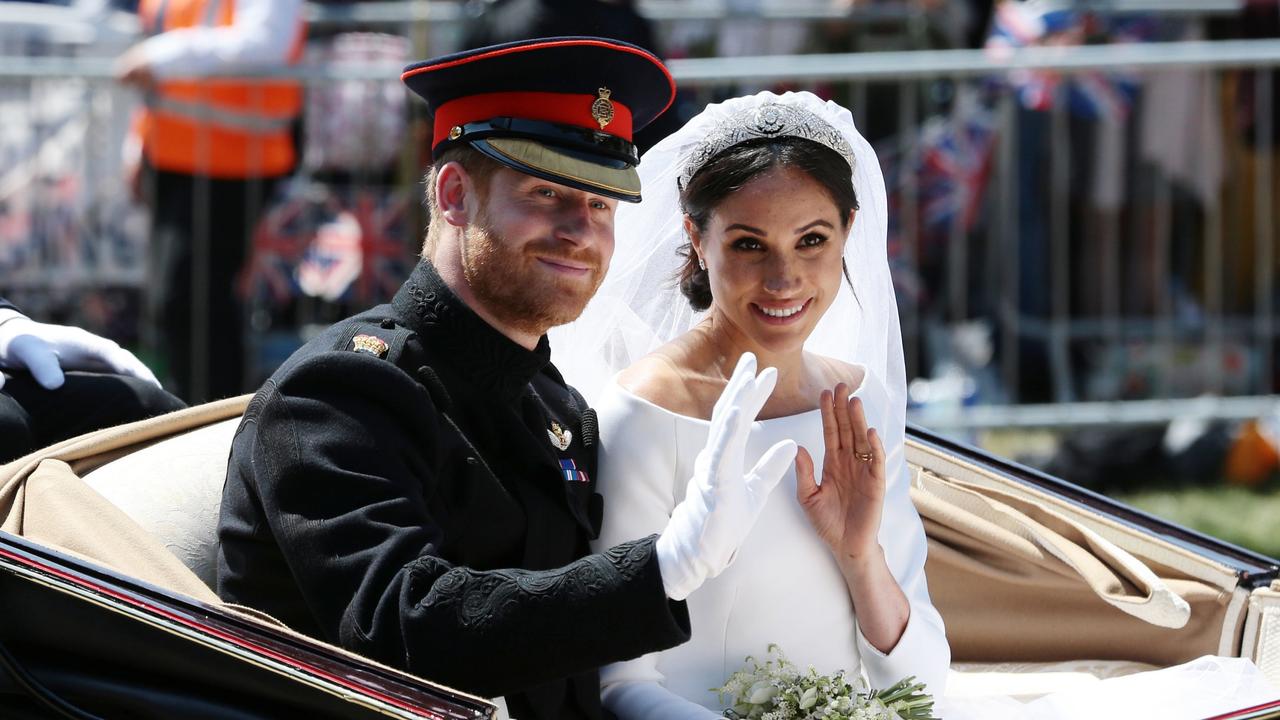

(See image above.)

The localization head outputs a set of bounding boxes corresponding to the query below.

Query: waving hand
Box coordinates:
[795,384,887,561]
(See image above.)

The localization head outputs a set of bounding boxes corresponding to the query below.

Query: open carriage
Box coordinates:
[0,397,1277,718]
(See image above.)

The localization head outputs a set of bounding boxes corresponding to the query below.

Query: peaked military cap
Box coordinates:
[402,36,675,202]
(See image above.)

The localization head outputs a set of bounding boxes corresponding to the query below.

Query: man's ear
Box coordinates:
[435,161,474,228]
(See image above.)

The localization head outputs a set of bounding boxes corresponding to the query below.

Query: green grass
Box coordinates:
[1112,484,1280,560]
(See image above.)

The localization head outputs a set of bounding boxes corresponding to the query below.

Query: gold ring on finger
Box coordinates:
[855,451,874,462]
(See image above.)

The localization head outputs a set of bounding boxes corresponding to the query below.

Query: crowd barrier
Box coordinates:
[0,6,1277,430]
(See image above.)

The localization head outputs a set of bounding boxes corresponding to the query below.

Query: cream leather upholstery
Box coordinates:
[81,417,240,589]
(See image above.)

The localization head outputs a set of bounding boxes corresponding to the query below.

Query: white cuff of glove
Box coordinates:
[655,514,711,602]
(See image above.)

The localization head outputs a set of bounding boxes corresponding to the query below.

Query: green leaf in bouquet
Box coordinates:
[798,685,819,710]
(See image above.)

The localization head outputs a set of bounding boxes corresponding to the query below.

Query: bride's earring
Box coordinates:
[698,256,706,271]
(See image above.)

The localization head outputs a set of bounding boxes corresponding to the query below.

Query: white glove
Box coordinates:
[0,313,160,391]
[656,353,797,600]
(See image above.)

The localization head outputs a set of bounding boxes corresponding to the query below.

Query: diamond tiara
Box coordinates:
[677,102,857,191]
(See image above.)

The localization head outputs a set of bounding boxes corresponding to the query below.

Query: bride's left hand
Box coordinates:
[795,384,887,561]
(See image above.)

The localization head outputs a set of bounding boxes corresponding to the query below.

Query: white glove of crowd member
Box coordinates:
[0,311,161,391]
[656,353,797,601]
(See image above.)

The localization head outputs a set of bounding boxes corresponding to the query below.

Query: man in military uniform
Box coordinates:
[217,37,797,720]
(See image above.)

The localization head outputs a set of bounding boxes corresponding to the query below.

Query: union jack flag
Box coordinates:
[241,184,416,308]
[346,189,414,304]
[985,1,1158,121]
[880,87,999,306]
[240,190,309,307]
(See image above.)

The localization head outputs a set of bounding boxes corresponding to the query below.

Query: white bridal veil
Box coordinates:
[550,90,906,436]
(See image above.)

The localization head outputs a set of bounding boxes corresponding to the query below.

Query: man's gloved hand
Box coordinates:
[0,313,161,391]
[656,352,797,600]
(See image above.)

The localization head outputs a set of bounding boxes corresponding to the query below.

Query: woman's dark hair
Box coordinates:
[677,136,859,310]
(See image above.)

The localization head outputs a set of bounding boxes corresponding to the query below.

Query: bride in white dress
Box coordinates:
[551,90,950,718]
[551,90,1280,720]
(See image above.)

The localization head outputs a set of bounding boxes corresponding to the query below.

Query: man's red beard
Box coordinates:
[460,217,606,338]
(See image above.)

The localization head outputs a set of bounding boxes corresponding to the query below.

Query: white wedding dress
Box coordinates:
[585,369,1280,720]
[938,655,1279,720]
[589,367,951,719]
[553,90,1279,720]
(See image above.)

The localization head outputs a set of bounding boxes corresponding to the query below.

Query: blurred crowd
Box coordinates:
[3,0,1280,485]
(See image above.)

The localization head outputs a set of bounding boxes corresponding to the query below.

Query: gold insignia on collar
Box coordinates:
[351,334,389,358]
[548,420,573,451]
[591,87,615,130]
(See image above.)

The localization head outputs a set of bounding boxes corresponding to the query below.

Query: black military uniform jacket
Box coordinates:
[217,261,690,720]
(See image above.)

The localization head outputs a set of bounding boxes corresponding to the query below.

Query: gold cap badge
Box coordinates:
[548,421,573,451]
[591,87,615,130]
[352,334,389,358]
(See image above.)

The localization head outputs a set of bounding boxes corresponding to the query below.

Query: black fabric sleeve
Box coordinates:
[249,351,689,697]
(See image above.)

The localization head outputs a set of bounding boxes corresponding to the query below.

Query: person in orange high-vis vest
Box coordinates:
[117,0,305,403]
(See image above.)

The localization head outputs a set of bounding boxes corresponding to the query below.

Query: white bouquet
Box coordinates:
[715,644,937,720]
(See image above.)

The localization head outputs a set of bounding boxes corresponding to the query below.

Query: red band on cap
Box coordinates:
[402,39,675,120]
[432,91,633,149]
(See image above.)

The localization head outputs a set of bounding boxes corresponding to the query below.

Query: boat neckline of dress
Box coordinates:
[606,364,868,425]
